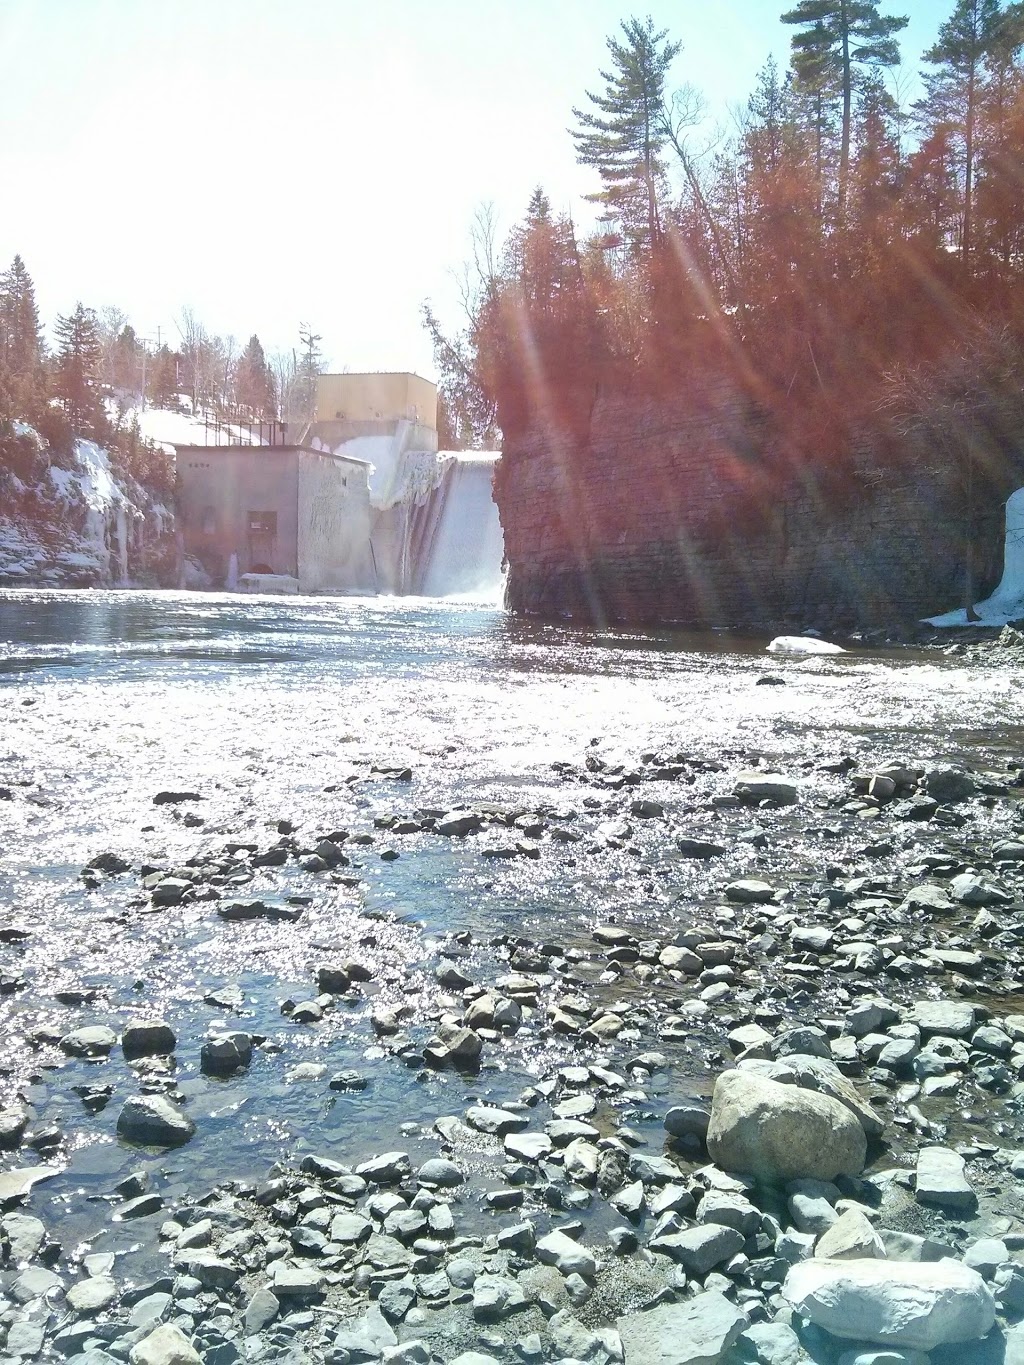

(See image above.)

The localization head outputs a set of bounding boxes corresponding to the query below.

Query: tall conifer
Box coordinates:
[781,1,908,215]
[571,17,681,255]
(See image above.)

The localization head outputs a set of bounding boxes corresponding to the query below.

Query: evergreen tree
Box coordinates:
[918,0,1018,269]
[571,16,681,255]
[234,333,276,421]
[53,302,104,436]
[149,345,179,409]
[290,323,323,427]
[780,1,909,215]
[0,255,45,422]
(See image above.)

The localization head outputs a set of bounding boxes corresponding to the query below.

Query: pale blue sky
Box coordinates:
[0,0,944,378]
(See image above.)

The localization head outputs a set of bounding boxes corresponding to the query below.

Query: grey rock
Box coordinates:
[271,1262,324,1297]
[465,1105,528,1136]
[67,1274,118,1312]
[950,874,1012,906]
[537,1229,597,1277]
[726,879,777,904]
[416,1158,464,1187]
[649,1223,744,1273]
[355,1150,411,1184]
[472,1272,527,1319]
[12,1265,64,1301]
[129,1325,202,1365]
[2,1212,46,1262]
[737,1322,813,1365]
[200,1030,252,1075]
[734,771,799,806]
[964,1239,1008,1277]
[707,1070,866,1182]
[925,767,976,803]
[121,1019,176,1059]
[815,1208,886,1260]
[783,1258,995,1351]
[915,1147,976,1212]
[617,1290,748,1365]
[60,1025,117,1058]
[665,1105,711,1140]
[243,1286,279,1336]
[116,1096,194,1147]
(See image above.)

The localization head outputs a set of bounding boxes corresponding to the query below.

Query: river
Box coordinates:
[0,589,1022,1289]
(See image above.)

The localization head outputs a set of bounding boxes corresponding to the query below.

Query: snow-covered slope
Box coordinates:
[132,402,268,454]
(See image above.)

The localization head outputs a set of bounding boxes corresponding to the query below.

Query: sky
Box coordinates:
[0,0,946,381]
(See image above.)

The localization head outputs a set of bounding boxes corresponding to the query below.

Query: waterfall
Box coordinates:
[365,448,505,601]
[410,454,504,598]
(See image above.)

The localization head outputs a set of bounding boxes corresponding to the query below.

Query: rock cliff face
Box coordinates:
[0,429,176,587]
[495,382,1001,630]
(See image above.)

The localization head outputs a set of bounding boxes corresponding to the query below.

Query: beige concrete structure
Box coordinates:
[315,373,437,429]
[176,443,374,593]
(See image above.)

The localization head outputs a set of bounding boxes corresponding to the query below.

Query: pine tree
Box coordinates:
[0,255,45,422]
[571,17,681,255]
[918,0,1018,269]
[53,303,103,436]
[149,345,179,409]
[234,333,276,422]
[780,1,909,215]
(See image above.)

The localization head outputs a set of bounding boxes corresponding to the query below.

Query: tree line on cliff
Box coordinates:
[0,258,330,492]
[427,0,1024,508]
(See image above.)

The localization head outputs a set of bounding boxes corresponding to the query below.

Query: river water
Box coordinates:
[1,589,1022,1278]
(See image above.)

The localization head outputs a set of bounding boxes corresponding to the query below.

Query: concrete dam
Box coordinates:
[176,373,505,599]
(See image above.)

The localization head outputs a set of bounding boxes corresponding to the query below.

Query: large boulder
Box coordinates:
[751,1055,885,1139]
[706,1070,866,1183]
[617,1290,747,1365]
[783,1258,995,1351]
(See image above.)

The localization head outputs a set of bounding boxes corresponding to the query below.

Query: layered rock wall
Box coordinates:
[496,383,1002,630]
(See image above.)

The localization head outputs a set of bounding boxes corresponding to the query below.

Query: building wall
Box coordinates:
[296,450,375,593]
[177,446,299,583]
[315,373,437,430]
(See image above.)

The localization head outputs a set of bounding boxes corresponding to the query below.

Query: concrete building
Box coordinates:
[304,372,438,457]
[176,441,375,593]
[315,372,437,427]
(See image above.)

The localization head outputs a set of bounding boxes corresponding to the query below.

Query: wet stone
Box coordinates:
[117,1095,195,1147]
[60,1025,117,1058]
[121,1019,176,1059]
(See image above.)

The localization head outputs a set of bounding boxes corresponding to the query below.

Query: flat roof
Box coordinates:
[173,442,372,467]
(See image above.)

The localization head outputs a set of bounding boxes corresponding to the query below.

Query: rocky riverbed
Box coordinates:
[4,593,1024,1365]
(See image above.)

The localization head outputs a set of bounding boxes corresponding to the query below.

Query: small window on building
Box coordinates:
[248,511,277,535]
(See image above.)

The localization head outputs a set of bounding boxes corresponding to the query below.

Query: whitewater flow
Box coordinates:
[412,454,504,598]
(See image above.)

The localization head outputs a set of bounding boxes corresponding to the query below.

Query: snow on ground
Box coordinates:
[130,401,269,454]
[927,487,1024,627]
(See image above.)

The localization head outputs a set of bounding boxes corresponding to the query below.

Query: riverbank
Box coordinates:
[2,594,1024,1364]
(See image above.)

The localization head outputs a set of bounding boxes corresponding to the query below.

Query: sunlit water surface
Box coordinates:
[0,590,1022,1273]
